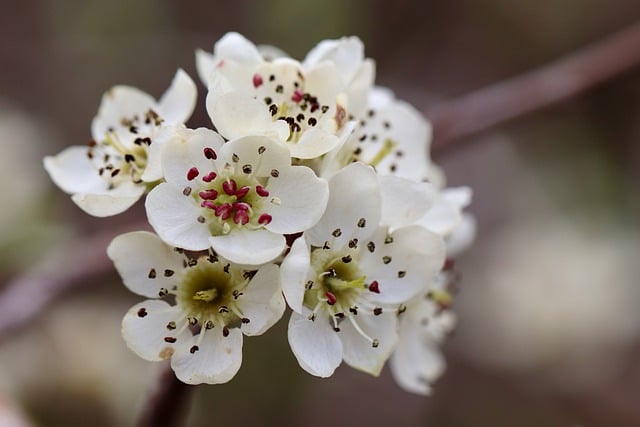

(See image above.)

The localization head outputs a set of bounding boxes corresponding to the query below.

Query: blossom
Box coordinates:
[198,32,356,159]
[108,231,285,384]
[44,69,196,216]
[145,128,329,265]
[390,273,456,395]
[281,162,445,377]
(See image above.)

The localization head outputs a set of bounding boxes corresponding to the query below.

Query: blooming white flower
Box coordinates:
[281,162,445,377]
[145,128,329,265]
[199,32,355,159]
[44,69,197,216]
[108,231,285,385]
[390,273,456,395]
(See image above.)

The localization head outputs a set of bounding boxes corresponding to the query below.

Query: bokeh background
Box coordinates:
[1,1,640,426]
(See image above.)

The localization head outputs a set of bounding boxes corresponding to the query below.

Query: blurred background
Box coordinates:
[1,1,640,426]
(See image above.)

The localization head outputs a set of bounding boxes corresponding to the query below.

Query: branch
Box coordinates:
[427,22,640,151]
[137,363,194,427]
[0,224,142,339]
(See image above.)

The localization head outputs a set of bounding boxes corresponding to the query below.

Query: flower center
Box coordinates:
[251,65,347,143]
[88,109,163,188]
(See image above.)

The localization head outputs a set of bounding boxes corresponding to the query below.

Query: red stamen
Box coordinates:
[222,179,237,195]
[202,171,217,182]
[203,147,217,160]
[199,189,218,200]
[235,186,250,199]
[256,185,269,197]
[443,258,455,271]
[201,201,216,210]
[215,203,232,220]
[258,213,272,225]
[232,202,250,211]
[368,281,380,294]
[187,167,199,181]
[253,73,263,88]
[325,292,337,305]
[234,210,249,225]
[291,89,304,103]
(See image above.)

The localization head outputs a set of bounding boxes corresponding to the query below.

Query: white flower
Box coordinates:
[320,87,433,182]
[145,129,329,265]
[44,69,197,216]
[281,163,445,377]
[199,32,355,159]
[390,274,456,395]
[108,231,285,385]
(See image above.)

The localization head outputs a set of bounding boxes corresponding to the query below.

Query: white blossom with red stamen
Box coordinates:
[281,162,445,377]
[197,32,356,160]
[108,231,284,384]
[44,69,197,216]
[145,128,329,265]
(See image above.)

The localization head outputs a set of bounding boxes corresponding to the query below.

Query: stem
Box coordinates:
[137,363,194,427]
[427,22,640,152]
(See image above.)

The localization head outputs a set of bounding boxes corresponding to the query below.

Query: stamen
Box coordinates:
[203,147,217,160]
[258,213,272,225]
[202,171,217,182]
[347,316,379,348]
[253,73,263,88]
[255,185,269,197]
[187,167,199,181]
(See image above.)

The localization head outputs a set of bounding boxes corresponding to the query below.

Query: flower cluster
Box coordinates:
[44,33,474,394]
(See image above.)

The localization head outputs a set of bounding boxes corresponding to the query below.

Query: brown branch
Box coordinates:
[427,22,640,152]
[137,363,194,427]
[0,223,143,339]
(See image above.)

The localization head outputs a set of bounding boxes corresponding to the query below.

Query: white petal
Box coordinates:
[221,136,290,178]
[145,182,211,250]
[288,127,341,159]
[263,166,329,234]
[107,231,184,298]
[122,300,184,362]
[161,127,225,188]
[379,175,435,229]
[72,180,145,217]
[139,125,178,182]
[44,146,107,194]
[303,36,364,84]
[280,235,311,313]
[91,86,156,141]
[340,312,398,376]
[210,228,285,265]
[306,162,381,249]
[347,59,375,118]
[446,213,476,258]
[213,32,263,66]
[304,62,346,106]
[390,312,446,395]
[206,90,289,141]
[237,263,285,336]
[156,69,197,125]
[288,311,343,377]
[195,48,217,88]
[257,44,289,61]
[171,327,243,385]
[360,226,446,305]
[419,186,472,237]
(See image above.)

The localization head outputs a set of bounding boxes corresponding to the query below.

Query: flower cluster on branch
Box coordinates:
[44,32,474,395]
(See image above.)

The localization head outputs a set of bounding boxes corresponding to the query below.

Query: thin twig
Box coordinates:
[427,22,640,151]
[137,363,194,427]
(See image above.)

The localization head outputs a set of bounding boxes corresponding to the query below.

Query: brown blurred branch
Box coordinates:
[137,363,194,427]
[0,224,140,339]
[427,22,640,152]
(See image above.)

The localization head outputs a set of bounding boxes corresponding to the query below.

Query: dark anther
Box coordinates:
[137,308,147,318]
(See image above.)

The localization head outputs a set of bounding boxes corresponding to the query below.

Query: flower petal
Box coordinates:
[447,213,476,258]
[288,311,343,377]
[220,136,290,178]
[288,127,341,159]
[171,327,243,385]
[156,69,197,125]
[280,235,311,314]
[195,48,217,88]
[419,186,472,237]
[213,32,263,66]
[340,312,398,376]
[71,180,145,217]
[263,165,329,235]
[360,225,446,305]
[306,162,381,249]
[121,300,184,362]
[44,146,107,194]
[303,36,364,85]
[145,182,211,250]
[238,263,285,336]
[379,175,435,230]
[90,86,156,141]
[107,231,184,298]
[209,228,285,265]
